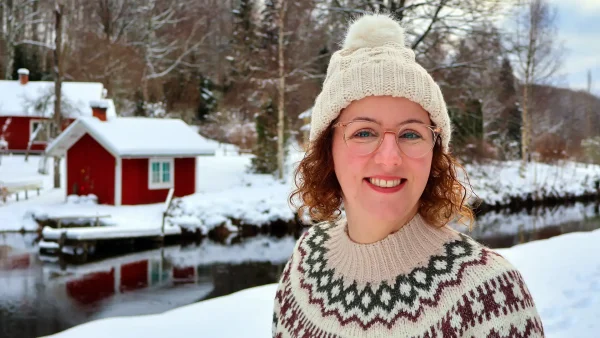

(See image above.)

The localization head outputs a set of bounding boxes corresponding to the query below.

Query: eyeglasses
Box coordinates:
[333,120,441,158]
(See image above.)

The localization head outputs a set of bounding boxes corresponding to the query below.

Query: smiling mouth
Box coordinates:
[365,177,406,188]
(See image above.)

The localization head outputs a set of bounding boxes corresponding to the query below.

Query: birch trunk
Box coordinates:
[276,0,287,180]
[53,0,64,189]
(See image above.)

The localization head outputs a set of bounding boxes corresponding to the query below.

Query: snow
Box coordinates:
[38,240,60,249]
[466,160,600,205]
[0,155,179,235]
[496,229,600,337]
[46,117,217,157]
[43,228,600,338]
[42,283,277,338]
[0,80,117,118]
[42,225,181,241]
[166,144,302,231]
[89,99,109,109]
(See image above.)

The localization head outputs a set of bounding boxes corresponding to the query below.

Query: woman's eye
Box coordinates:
[353,130,376,138]
[399,131,421,140]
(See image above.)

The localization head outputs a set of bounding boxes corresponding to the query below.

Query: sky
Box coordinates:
[549,0,600,96]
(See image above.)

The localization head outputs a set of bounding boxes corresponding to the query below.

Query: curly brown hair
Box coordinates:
[289,121,475,228]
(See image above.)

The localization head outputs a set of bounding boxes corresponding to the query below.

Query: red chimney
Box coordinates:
[17,68,29,85]
[90,100,108,121]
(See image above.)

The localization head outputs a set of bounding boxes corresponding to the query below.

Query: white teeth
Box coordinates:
[368,178,402,188]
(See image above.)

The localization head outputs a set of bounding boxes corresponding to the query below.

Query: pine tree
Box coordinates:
[197,76,216,121]
[490,57,522,159]
[249,0,284,175]
[228,0,257,89]
[251,99,278,173]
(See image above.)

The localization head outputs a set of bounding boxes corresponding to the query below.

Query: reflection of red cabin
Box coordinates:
[66,260,151,304]
[0,252,32,270]
[63,258,198,305]
[0,68,116,153]
[45,113,215,205]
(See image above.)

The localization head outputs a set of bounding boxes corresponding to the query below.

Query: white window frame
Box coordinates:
[29,119,51,144]
[148,158,174,190]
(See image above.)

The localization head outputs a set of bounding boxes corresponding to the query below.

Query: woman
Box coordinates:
[272,13,544,338]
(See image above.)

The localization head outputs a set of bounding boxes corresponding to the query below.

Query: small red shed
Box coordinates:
[0,68,116,153]
[45,113,216,205]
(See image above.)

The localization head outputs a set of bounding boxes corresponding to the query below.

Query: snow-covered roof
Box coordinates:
[46,117,216,157]
[0,80,117,118]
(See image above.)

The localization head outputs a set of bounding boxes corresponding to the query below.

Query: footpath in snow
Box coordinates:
[43,228,600,338]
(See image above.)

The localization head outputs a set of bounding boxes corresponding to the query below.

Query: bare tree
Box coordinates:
[0,0,45,79]
[53,0,65,188]
[131,0,211,103]
[324,0,510,68]
[510,0,562,165]
[276,0,287,180]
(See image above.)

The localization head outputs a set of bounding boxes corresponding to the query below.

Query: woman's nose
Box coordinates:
[373,132,403,166]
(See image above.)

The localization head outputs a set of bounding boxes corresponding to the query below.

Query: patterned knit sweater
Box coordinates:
[272,214,545,337]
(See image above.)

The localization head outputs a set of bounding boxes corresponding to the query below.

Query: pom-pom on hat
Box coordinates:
[309,13,452,153]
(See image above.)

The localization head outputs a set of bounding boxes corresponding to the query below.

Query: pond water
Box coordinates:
[1,202,599,338]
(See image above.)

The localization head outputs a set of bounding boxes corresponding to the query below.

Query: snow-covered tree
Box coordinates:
[509,0,563,164]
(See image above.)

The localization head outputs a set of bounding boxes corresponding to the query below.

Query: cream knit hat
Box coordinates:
[309,13,452,152]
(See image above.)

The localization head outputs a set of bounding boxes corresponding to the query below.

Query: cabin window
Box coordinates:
[30,119,51,143]
[148,158,174,190]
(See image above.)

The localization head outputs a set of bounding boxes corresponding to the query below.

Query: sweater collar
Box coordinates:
[322,213,460,286]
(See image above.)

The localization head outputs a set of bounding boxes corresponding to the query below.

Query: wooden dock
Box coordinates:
[39,188,181,263]
[40,225,182,262]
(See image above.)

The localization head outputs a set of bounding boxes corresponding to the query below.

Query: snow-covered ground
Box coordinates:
[466,160,600,205]
[43,227,600,338]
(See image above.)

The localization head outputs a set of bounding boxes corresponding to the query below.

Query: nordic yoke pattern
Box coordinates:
[272,214,544,337]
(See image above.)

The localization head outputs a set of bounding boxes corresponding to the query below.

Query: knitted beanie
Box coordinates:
[309,13,452,152]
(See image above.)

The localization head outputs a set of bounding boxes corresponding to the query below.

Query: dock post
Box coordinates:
[162,188,175,239]
[58,232,66,255]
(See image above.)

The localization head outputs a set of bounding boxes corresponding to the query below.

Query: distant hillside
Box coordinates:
[529,85,600,153]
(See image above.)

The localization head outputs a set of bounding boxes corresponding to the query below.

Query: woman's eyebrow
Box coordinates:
[351,116,428,125]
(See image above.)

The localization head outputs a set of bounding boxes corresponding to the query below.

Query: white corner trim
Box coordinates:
[148,157,174,190]
[115,156,122,206]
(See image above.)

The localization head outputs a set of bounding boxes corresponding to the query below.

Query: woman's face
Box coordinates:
[332,96,434,222]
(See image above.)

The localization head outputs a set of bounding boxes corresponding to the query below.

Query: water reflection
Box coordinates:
[0,234,296,338]
[465,202,600,248]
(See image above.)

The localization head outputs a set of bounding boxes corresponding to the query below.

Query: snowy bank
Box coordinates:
[466,160,600,206]
[44,228,600,338]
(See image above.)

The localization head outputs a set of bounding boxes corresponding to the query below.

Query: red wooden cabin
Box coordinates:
[0,68,116,153]
[45,111,215,205]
